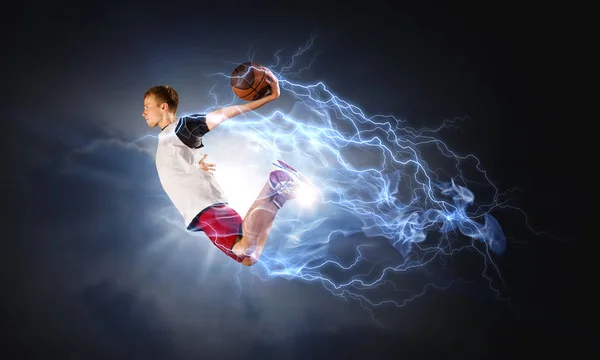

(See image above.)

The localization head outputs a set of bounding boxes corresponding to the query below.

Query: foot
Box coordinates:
[269,160,303,209]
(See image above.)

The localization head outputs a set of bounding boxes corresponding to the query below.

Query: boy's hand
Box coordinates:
[264,68,280,99]
[199,154,216,172]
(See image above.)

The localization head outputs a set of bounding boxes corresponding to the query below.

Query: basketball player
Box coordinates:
[143,70,302,266]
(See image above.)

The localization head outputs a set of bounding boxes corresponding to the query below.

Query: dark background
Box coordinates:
[3,1,582,359]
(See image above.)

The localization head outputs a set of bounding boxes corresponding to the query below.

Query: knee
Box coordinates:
[241,256,258,266]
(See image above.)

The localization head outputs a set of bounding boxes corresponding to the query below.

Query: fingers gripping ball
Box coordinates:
[230,62,272,101]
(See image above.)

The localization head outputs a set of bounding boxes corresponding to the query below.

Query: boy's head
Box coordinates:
[142,86,179,128]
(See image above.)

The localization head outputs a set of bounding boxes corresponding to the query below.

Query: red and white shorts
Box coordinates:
[189,203,246,262]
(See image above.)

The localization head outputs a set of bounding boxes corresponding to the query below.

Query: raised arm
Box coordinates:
[205,69,280,131]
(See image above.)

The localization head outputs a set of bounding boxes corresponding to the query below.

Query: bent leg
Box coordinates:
[232,181,280,265]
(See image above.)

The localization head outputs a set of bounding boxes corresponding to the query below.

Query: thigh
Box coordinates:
[193,204,244,262]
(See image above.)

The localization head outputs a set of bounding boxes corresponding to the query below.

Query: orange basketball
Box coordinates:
[230,62,271,101]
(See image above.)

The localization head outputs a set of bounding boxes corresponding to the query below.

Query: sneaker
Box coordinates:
[269,160,303,209]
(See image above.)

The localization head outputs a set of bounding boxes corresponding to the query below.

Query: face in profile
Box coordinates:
[142,95,164,128]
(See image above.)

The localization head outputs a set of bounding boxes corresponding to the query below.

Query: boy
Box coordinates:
[142,70,302,266]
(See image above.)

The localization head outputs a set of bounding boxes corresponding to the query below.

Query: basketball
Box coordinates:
[230,62,272,101]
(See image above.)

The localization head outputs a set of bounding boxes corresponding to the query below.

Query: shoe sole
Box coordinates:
[269,160,303,190]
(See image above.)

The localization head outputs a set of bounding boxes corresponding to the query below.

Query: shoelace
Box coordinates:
[274,180,297,195]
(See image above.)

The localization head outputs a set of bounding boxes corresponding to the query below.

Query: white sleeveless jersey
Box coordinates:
[155,114,228,228]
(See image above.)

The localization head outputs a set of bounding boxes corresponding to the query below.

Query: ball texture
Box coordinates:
[230,62,271,101]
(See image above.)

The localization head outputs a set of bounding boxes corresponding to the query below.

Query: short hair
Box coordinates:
[144,85,179,113]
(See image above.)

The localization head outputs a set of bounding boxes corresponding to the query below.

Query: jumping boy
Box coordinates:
[142,70,302,266]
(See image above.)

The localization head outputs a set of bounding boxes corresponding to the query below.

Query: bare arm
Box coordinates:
[205,69,281,131]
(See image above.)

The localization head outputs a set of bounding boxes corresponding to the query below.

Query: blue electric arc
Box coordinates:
[139,35,536,320]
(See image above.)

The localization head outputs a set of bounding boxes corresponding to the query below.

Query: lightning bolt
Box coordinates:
[139,34,538,324]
